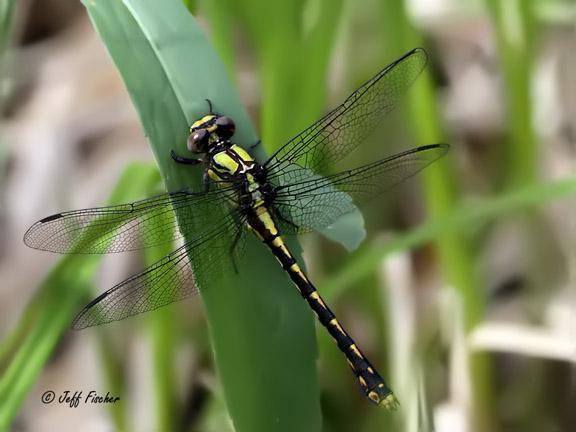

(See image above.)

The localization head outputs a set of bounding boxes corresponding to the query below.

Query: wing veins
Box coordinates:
[264,48,428,173]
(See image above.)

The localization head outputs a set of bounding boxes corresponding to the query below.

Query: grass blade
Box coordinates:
[82,1,322,430]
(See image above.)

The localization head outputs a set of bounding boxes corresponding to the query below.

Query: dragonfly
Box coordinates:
[24,47,448,409]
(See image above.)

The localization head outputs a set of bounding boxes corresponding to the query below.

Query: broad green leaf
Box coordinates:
[82,1,322,431]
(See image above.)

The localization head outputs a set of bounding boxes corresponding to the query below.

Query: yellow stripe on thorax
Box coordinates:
[230,144,253,163]
[212,151,240,174]
[207,169,222,183]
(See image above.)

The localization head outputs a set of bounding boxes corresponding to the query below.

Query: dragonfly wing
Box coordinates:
[24,187,235,254]
[72,208,246,329]
[264,48,428,176]
[271,144,449,234]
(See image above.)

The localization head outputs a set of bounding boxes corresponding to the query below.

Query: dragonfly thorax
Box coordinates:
[187,114,236,154]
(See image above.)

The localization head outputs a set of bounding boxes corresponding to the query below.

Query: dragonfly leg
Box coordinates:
[229,230,243,274]
[202,172,212,192]
[171,150,202,165]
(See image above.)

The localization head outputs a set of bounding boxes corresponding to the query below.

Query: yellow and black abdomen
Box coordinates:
[246,205,397,408]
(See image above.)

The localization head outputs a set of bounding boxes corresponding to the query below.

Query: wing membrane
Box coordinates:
[24,187,236,254]
[265,48,428,175]
[272,144,448,233]
[72,209,246,329]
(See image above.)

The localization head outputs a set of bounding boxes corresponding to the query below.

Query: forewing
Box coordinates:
[264,48,428,176]
[272,144,449,234]
[72,208,246,329]
[24,188,235,254]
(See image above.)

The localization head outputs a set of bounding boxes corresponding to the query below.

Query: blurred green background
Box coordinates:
[1,0,575,431]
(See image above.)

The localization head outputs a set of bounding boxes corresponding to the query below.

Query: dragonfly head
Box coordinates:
[188,114,236,154]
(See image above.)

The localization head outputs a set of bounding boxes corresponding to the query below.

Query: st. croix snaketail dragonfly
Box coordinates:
[25,48,448,408]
